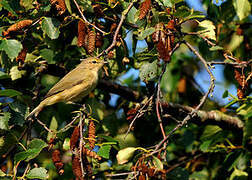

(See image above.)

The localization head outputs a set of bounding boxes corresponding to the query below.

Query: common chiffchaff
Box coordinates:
[27,57,105,119]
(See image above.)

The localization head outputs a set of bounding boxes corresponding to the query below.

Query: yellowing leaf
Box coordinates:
[198,20,216,41]
[227,33,244,51]
[116,147,137,164]
[233,0,251,21]
[9,66,26,80]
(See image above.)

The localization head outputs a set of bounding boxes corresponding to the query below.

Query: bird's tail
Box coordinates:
[26,103,44,120]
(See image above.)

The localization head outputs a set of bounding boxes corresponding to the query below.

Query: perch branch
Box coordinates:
[98,79,142,102]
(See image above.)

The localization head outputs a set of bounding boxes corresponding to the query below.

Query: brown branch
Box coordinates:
[79,111,85,178]
[208,59,252,67]
[97,1,135,57]
[97,79,142,102]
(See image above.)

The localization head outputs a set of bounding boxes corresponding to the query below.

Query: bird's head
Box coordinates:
[80,57,106,71]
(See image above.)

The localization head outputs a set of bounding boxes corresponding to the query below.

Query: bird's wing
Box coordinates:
[44,67,95,98]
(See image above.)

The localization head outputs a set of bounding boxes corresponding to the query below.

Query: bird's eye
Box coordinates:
[92,60,97,64]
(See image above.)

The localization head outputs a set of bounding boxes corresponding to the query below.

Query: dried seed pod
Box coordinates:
[152,22,175,62]
[86,29,96,54]
[139,0,151,20]
[52,149,64,175]
[110,23,117,33]
[72,154,84,180]
[70,126,80,151]
[4,20,33,37]
[88,120,96,149]
[237,87,244,99]
[77,20,87,47]
[95,32,104,48]
[93,4,104,18]
[234,69,247,88]
[177,77,186,93]
[16,46,28,63]
[83,147,101,160]
[50,0,66,15]
[107,50,114,59]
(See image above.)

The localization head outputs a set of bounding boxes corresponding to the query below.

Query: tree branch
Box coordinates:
[97,79,142,102]
[161,102,244,131]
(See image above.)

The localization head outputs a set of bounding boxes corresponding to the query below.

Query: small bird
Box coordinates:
[27,57,105,119]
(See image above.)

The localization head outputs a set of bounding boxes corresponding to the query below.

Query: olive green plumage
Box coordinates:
[27,57,105,119]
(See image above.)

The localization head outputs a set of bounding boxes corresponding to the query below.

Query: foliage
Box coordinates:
[0,0,251,179]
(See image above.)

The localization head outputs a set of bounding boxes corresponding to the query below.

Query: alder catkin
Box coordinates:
[50,0,66,15]
[3,20,33,37]
[88,120,96,149]
[52,149,64,175]
[77,20,87,47]
[139,0,151,20]
[70,126,80,151]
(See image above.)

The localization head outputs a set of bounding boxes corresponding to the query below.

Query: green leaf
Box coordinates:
[122,2,137,24]
[20,0,34,10]
[139,60,158,82]
[0,39,23,60]
[9,101,28,126]
[14,139,48,163]
[65,0,72,14]
[198,20,216,41]
[9,66,26,80]
[0,89,22,97]
[230,168,248,180]
[222,90,229,98]
[0,71,10,80]
[26,167,48,179]
[78,0,93,12]
[0,112,11,130]
[155,0,173,7]
[97,145,111,159]
[199,140,212,152]
[40,49,55,64]
[41,17,60,39]
[169,167,189,180]
[227,33,244,51]
[152,156,163,170]
[137,27,155,40]
[223,150,244,171]
[200,125,222,141]
[0,0,18,16]
[233,0,251,21]
[116,147,137,164]
[174,6,191,18]
[209,45,224,51]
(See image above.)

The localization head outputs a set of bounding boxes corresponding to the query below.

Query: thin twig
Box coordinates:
[208,59,252,67]
[105,171,136,177]
[36,117,54,133]
[156,63,167,139]
[57,114,80,133]
[72,0,106,35]
[98,1,135,57]
[79,111,85,178]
